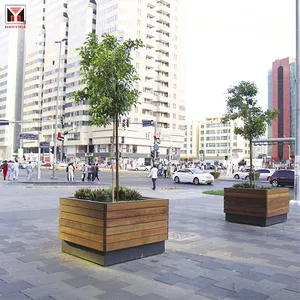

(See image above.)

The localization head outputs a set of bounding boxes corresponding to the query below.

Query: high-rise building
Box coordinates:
[20,0,184,164]
[0,7,25,159]
[268,57,296,162]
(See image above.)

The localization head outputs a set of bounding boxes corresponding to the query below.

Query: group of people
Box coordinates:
[1,160,20,181]
[81,163,100,182]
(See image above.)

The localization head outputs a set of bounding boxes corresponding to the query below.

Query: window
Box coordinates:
[173,103,176,109]
[138,9,141,15]
[137,20,141,25]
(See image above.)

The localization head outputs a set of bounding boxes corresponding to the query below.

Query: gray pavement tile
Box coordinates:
[199,261,226,270]
[203,268,240,281]
[0,268,8,276]
[0,279,33,295]
[267,259,294,268]
[154,273,187,285]
[119,261,151,273]
[0,292,33,300]
[284,282,300,293]
[223,263,254,273]
[268,273,300,284]
[230,289,269,300]
[183,275,217,289]
[172,266,211,279]
[91,279,130,292]
[0,247,26,254]
[136,293,169,300]
[245,279,288,296]
[267,289,300,300]
[38,264,70,274]
[17,254,46,263]
[39,297,57,300]
[197,286,234,300]
[175,282,201,292]
[213,277,256,292]
[63,275,100,288]
[95,289,138,300]
[238,270,270,282]
[184,253,212,263]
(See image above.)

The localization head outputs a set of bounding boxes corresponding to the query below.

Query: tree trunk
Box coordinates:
[249,139,253,188]
[111,118,115,202]
[115,114,120,201]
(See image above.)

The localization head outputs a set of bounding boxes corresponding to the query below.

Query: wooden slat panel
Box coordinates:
[106,214,168,227]
[106,234,168,251]
[60,198,105,211]
[267,207,289,217]
[59,219,104,234]
[106,200,169,211]
[224,208,266,217]
[106,220,168,235]
[60,212,104,227]
[106,207,168,219]
[106,227,168,243]
[60,225,103,242]
[59,232,103,251]
[60,204,104,219]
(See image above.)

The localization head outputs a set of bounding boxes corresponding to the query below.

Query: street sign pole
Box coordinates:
[296,0,300,201]
[37,133,41,180]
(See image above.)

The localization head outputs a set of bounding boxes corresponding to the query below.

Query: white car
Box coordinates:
[132,165,150,171]
[172,168,214,185]
[233,171,250,180]
[233,169,274,181]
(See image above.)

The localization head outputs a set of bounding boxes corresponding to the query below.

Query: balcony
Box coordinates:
[156,33,170,43]
[155,73,169,81]
[155,94,169,102]
[156,115,170,124]
[153,104,169,113]
[156,52,169,62]
[156,63,169,73]
[157,13,170,24]
[143,91,155,100]
[147,17,156,28]
[156,42,169,52]
[157,22,169,33]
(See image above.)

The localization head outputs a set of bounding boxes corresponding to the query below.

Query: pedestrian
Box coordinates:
[68,162,75,182]
[66,163,70,181]
[7,161,14,181]
[149,164,158,190]
[87,163,92,181]
[163,164,167,178]
[2,160,8,180]
[91,164,96,181]
[26,161,33,180]
[167,164,172,178]
[13,159,19,180]
[81,164,86,182]
[94,163,100,181]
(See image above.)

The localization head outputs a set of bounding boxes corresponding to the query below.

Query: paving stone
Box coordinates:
[0,247,26,254]
[17,254,46,263]
[196,285,234,299]
[213,276,255,292]
[0,268,8,276]
[204,268,240,281]
[238,270,270,282]
[154,273,186,285]
[284,282,300,293]
[267,259,294,268]
[91,279,129,292]
[0,292,33,300]
[0,279,33,295]
[119,261,152,273]
[183,275,217,289]
[267,289,300,300]
[38,264,70,274]
[230,289,269,300]
[223,263,253,273]
[63,275,100,288]
[95,289,138,300]
[245,279,287,296]
[137,293,169,300]
[200,261,226,270]
[39,297,57,300]
[268,273,300,284]
[172,266,211,279]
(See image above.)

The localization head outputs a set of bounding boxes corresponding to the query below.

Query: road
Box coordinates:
[3,168,294,197]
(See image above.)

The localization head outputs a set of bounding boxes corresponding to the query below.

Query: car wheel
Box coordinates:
[174,176,180,183]
[193,177,199,185]
[271,180,279,187]
[135,168,138,171]
[245,176,249,180]
[207,182,212,185]
[267,176,270,181]
[234,174,240,179]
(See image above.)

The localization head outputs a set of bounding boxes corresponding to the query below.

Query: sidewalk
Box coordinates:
[0,186,300,299]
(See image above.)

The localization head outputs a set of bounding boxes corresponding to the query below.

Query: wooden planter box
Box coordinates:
[224,188,289,226]
[59,197,169,266]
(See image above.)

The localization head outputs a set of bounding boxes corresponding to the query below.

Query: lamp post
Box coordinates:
[51,38,67,179]
[296,0,300,201]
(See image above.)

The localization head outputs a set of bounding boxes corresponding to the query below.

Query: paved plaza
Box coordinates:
[0,180,300,300]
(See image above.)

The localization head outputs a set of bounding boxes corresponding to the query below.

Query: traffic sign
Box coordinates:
[142,120,154,127]
[40,142,50,149]
[56,160,60,164]
[19,133,39,140]
[153,143,159,152]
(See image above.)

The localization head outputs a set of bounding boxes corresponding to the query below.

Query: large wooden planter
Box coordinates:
[224,188,289,226]
[59,197,169,266]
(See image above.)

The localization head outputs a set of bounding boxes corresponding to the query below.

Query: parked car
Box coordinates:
[172,168,214,185]
[269,170,294,187]
[130,165,150,171]
[255,169,275,181]
[233,170,250,180]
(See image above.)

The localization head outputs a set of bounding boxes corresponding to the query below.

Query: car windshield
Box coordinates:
[190,168,205,174]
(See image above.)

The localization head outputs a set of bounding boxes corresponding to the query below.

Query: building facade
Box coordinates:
[180,120,200,160]
[19,0,184,165]
[268,57,296,163]
[0,7,25,160]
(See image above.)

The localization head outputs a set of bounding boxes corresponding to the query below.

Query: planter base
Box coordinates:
[225,213,287,227]
[62,240,165,266]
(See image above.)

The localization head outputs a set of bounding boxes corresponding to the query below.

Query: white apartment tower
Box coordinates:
[21,0,185,164]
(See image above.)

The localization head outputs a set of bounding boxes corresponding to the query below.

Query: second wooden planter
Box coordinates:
[59,197,169,266]
[224,188,289,226]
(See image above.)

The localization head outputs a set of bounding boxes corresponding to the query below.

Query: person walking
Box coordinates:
[26,161,33,180]
[66,163,70,181]
[87,163,92,181]
[13,160,19,180]
[149,165,158,190]
[81,164,86,182]
[68,162,75,181]
[93,163,100,181]
[91,164,96,181]
[2,160,8,180]
[7,161,14,181]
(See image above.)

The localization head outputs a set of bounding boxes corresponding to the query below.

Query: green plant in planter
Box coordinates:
[232,182,271,189]
[222,81,278,188]
[210,172,221,180]
[74,186,143,202]
[248,172,260,181]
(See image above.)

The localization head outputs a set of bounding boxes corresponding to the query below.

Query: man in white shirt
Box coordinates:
[149,165,158,190]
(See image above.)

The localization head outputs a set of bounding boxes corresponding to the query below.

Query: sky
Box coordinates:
[182,0,296,120]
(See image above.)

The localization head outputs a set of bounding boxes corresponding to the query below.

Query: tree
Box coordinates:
[222,81,278,188]
[73,33,143,201]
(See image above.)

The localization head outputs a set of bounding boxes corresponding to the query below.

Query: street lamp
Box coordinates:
[51,38,67,179]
